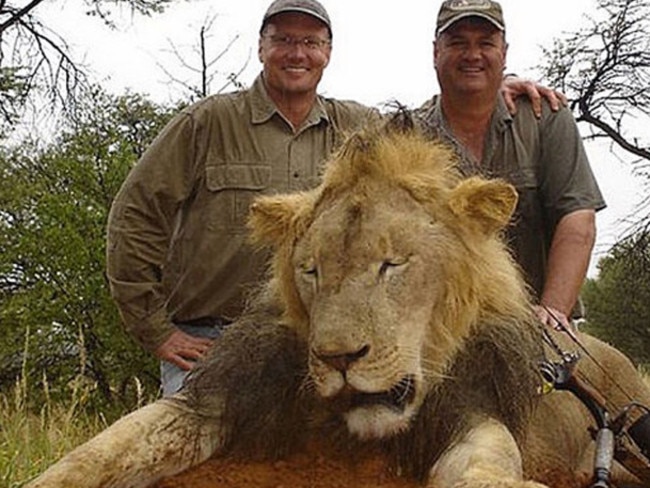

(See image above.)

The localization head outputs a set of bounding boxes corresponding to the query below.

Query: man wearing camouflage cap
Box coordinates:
[417,0,605,332]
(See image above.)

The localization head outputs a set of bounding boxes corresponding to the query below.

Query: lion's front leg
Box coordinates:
[25,396,224,488]
[428,416,548,488]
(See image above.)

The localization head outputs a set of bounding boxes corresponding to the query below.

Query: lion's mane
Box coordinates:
[186,121,544,482]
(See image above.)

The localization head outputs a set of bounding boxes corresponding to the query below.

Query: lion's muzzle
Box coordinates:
[350,375,416,412]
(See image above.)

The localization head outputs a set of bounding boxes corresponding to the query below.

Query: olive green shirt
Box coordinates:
[416,94,606,300]
[107,74,377,351]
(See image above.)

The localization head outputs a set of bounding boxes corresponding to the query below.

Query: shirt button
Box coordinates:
[293,172,300,178]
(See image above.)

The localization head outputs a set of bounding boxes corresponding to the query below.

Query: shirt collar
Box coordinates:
[250,73,330,129]
[427,92,512,132]
[422,92,512,173]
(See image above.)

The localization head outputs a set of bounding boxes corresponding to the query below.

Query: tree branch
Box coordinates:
[0,0,45,34]
[577,103,650,161]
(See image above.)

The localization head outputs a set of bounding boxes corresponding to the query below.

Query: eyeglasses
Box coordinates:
[264,34,331,51]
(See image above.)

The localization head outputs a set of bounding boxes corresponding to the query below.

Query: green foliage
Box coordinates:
[582,231,650,366]
[0,86,178,410]
[0,67,29,134]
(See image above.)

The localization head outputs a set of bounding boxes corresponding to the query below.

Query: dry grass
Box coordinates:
[0,325,153,487]
[0,374,108,488]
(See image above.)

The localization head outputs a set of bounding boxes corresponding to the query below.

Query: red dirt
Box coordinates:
[150,439,599,488]
[152,445,417,488]
[152,454,594,488]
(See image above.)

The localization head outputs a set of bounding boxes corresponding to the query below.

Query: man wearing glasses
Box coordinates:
[106,0,377,397]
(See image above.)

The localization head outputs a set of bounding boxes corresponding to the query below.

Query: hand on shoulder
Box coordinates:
[502,75,568,118]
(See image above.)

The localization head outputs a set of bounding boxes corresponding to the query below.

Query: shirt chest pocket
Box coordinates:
[204,163,271,231]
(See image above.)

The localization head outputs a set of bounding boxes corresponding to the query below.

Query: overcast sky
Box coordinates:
[43,0,648,276]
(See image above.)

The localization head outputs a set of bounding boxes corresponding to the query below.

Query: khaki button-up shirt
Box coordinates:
[416,94,605,299]
[107,74,377,351]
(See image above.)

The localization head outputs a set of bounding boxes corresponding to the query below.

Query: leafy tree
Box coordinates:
[582,230,650,366]
[0,1,247,412]
[0,0,175,133]
[0,86,178,409]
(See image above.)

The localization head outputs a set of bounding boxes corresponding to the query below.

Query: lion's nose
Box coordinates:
[314,344,370,372]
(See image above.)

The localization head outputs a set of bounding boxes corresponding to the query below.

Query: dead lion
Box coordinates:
[26,126,650,488]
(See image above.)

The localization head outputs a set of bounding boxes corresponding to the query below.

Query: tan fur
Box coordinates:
[246,127,543,483]
[249,129,532,345]
[26,125,650,488]
[247,126,650,487]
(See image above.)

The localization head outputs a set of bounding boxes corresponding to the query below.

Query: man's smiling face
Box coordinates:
[434,17,507,98]
[259,12,332,101]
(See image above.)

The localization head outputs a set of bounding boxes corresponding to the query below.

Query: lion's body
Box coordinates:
[26,127,650,488]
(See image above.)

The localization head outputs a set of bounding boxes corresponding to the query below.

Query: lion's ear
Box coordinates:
[248,192,315,248]
[448,177,518,235]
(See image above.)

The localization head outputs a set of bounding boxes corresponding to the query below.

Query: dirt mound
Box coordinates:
[152,448,596,488]
[153,446,417,488]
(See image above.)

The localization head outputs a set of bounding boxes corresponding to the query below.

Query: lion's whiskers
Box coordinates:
[299,375,317,397]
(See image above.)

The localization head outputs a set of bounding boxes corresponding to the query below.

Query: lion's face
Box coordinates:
[293,184,460,439]
[249,130,524,441]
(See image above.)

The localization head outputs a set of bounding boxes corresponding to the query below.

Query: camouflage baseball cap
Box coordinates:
[261,0,332,36]
[436,0,505,35]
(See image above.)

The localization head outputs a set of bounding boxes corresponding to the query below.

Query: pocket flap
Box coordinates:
[206,164,271,191]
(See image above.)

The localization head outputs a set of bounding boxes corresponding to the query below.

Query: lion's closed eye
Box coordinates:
[297,263,319,294]
[378,257,409,279]
[300,262,318,279]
